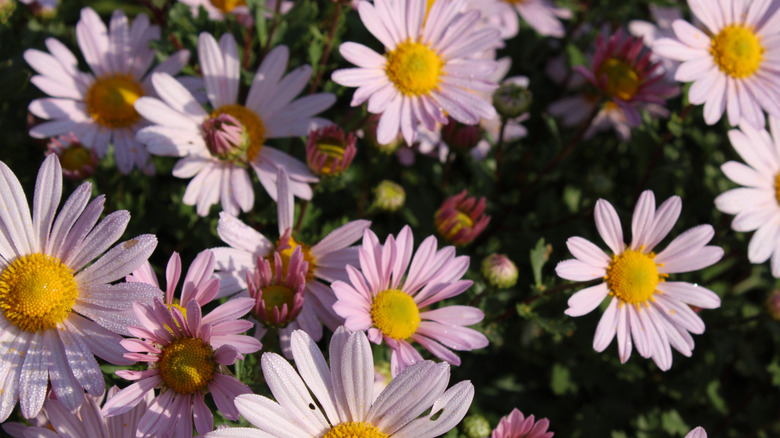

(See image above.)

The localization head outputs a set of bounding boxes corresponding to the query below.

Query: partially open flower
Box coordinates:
[45,133,98,180]
[575,29,677,128]
[246,244,308,329]
[306,125,357,176]
[202,113,248,160]
[435,190,491,246]
[372,180,405,212]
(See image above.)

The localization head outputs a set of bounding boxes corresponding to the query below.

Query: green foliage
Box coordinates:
[2,0,780,436]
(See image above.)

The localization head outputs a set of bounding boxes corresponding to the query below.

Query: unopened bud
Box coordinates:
[462,414,491,438]
[481,254,518,289]
[493,79,532,119]
[441,116,481,151]
[372,180,405,212]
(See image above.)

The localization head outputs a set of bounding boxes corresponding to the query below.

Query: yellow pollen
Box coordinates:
[158,337,215,394]
[315,143,347,176]
[597,58,640,101]
[60,145,93,172]
[210,0,246,14]
[0,253,79,333]
[211,105,266,161]
[85,74,144,128]
[323,422,388,438]
[370,289,420,340]
[274,237,317,282]
[604,249,667,306]
[385,40,444,97]
[710,25,764,79]
[774,172,780,205]
[260,284,296,321]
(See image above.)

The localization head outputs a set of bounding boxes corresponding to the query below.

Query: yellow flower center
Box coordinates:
[604,249,667,305]
[0,253,79,333]
[158,337,216,394]
[436,210,474,242]
[323,422,388,438]
[596,58,640,101]
[211,105,266,162]
[774,172,780,205]
[85,74,144,128]
[315,143,347,176]
[710,25,764,79]
[259,284,296,321]
[385,40,444,97]
[275,236,317,282]
[370,289,420,340]
[60,145,93,172]
[210,0,246,14]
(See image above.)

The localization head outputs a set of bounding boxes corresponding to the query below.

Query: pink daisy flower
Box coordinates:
[0,154,159,421]
[715,117,780,277]
[24,7,191,174]
[332,225,489,375]
[45,133,99,180]
[653,0,780,128]
[575,29,679,128]
[102,293,260,437]
[212,168,371,355]
[245,245,309,345]
[205,327,474,438]
[332,0,501,145]
[3,386,153,438]
[135,33,334,216]
[556,190,723,371]
[488,408,554,438]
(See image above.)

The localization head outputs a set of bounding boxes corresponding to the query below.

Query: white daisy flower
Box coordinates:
[556,190,723,370]
[715,116,780,276]
[0,155,160,421]
[24,7,191,173]
[332,0,501,145]
[205,327,474,438]
[135,32,335,216]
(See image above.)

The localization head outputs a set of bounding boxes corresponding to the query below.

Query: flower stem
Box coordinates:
[309,1,344,94]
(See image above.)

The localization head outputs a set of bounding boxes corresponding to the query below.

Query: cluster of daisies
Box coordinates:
[11,0,780,435]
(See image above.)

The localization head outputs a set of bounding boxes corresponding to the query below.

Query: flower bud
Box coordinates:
[493,80,532,119]
[434,190,491,246]
[481,254,518,289]
[46,133,98,180]
[461,414,491,438]
[306,125,357,176]
[768,289,780,321]
[440,116,481,151]
[372,180,405,212]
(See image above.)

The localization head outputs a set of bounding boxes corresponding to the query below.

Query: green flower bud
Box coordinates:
[481,254,518,289]
[372,180,405,212]
[462,414,492,438]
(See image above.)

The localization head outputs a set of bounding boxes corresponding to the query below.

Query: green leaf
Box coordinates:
[530,238,549,287]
